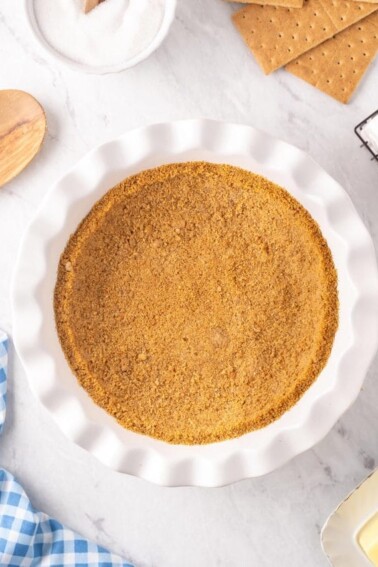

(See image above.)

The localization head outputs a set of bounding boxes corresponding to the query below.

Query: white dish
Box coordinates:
[322,470,378,567]
[11,119,378,487]
[25,0,177,75]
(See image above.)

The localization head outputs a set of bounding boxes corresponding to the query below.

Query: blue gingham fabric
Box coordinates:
[0,331,133,567]
[0,330,7,436]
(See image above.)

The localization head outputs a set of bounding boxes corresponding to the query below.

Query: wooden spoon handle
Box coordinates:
[83,0,104,13]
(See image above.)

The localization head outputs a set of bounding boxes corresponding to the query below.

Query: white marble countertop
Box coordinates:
[0,1,378,566]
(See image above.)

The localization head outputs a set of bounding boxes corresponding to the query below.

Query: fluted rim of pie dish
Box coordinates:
[11,119,378,487]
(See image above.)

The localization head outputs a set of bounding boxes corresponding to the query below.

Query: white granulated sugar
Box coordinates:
[33,0,165,68]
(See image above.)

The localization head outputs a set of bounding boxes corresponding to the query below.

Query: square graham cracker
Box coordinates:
[286,12,378,103]
[233,0,378,73]
[226,0,303,8]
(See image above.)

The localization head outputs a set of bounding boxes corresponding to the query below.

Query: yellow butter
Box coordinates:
[358,512,378,566]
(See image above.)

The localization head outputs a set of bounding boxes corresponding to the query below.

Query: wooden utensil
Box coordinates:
[0,90,46,188]
[83,0,105,13]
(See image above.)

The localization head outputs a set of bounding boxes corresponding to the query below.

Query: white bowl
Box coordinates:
[11,119,378,487]
[25,0,177,74]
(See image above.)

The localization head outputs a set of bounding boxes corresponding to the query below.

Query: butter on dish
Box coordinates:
[322,470,378,567]
[358,513,378,566]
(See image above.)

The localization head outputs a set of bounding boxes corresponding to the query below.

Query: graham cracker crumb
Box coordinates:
[54,162,338,445]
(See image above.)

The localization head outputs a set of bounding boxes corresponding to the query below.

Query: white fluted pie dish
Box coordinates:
[11,120,378,487]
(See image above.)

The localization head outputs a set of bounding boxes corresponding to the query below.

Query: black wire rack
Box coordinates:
[354,109,378,162]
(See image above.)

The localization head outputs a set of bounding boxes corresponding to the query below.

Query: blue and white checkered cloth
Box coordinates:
[0,331,134,567]
[0,330,7,437]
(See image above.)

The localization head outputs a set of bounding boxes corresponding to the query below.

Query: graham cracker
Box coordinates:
[227,0,304,9]
[286,12,378,103]
[233,0,378,74]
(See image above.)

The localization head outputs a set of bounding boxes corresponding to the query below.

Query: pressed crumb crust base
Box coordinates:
[54,162,338,445]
